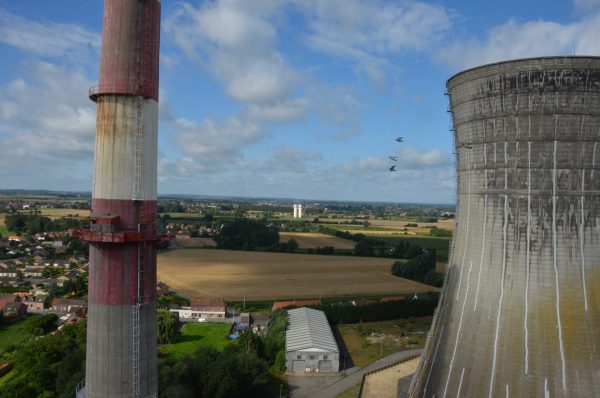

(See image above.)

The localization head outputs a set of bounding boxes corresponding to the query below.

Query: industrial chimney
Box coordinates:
[76,1,161,397]
[409,57,600,397]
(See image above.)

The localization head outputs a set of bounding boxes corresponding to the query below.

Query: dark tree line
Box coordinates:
[213,219,279,250]
[391,251,444,287]
[308,293,439,324]
[5,214,83,236]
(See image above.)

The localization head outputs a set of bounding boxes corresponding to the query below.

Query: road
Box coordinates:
[289,349,422,398]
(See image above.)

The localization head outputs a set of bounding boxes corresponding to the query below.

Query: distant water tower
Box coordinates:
[298,204,303,218]
[409,56,600,397]
[293,204,298,218]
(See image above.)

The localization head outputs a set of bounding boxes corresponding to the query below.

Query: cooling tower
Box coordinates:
[76,1,161,397]
[409,57,600,397]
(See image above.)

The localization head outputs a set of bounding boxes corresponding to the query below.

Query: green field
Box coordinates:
[337,317,431,368]
[0,315,41,355]
[159,322,234,361]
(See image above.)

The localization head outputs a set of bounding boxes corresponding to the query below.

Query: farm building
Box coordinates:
[285,307,339,373]
[272,299,321,311]
[170,297,227,320]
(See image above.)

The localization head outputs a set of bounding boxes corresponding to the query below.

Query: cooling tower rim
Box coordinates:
[446,55,600,88]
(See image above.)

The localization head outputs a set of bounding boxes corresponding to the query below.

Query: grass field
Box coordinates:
[279,232,356,250]
[0,315,41,355]
[337,317,431,368]
[159,322,234,361]
[157,249,436,301]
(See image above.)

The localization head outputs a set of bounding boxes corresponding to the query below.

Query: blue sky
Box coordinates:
[0,0,598,203]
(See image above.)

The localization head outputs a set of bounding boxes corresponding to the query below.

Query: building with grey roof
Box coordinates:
[285,307,339,372]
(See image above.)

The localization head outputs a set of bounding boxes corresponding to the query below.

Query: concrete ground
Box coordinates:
[288,349,421,398]
[288,374,344,398]
[361,357,420,398]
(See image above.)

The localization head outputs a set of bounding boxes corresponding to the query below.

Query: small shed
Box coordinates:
[285,307,339,373]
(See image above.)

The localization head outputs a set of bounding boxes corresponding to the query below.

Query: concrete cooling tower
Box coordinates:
[409,57,600,397]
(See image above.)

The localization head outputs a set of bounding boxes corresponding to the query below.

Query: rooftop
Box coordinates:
[286,307,338,353]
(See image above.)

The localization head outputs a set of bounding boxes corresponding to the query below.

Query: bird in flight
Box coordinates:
[389,165,396,172]
[388,156,398,161]
[395,137,404,142]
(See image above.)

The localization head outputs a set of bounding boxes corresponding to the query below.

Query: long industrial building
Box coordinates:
[409,57,600,397]
[77,1,161,397]
[286,307,340,372]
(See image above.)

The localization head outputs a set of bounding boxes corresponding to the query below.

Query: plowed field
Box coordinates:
[157,249,436,301]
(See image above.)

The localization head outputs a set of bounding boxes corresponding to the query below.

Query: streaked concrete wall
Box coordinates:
[409,57,600,398]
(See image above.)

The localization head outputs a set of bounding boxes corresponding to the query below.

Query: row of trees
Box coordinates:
[213,219,279,250]
[0,320,86,398]
[307,293,439,324]
[5,214,83,236]
[391,250,444,287]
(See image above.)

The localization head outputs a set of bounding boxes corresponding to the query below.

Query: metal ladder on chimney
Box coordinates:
[132,93,144,398]
[133,233,146,398]
[132,96,144,202]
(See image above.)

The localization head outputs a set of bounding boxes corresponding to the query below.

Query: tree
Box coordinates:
[286,239,298,253]
[157,310,178,344]
[237,330,265,359]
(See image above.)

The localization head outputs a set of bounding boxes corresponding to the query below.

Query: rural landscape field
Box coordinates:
[157,249,436,301]
[279,232,356,249]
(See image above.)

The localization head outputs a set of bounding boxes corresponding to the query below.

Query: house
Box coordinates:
[250,312,270,334]
[3,301,27,317]
[7,236,27,243]
[0,267,19,278]
[190,298,226,319]
[0,294,21,307]
[60,306,87,323]
[175,231,191,240]
[29,287,47,297]
[170,297,227,320]
[23,294,46,312]
[56,275,70,287]
[23,266,45,278]
[272,299,321,312]
[51,298,87,313]
[285,307,339,373]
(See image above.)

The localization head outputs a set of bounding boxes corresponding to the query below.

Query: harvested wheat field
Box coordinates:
[157,249,436,301]
[40,208,90,219]
[279,232,356,249]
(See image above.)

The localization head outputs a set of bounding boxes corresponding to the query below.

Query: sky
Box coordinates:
[1,0,599,204]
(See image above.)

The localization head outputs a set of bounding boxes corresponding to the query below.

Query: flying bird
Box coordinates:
[389,165,396,172]
[388,156,398,161]
[395,137,404,142]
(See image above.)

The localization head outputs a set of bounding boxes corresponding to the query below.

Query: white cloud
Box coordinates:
[174,115,266,162]
[438,14,600,70]
[574,0,600,11]
[247,99,308,123]
[251,146,322,173]
[296,0,453,81]
[0,62,96,161]
[164,0,295,104]
[309,83,364,140]
[396,147,451,169]
[0,10,99,58]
